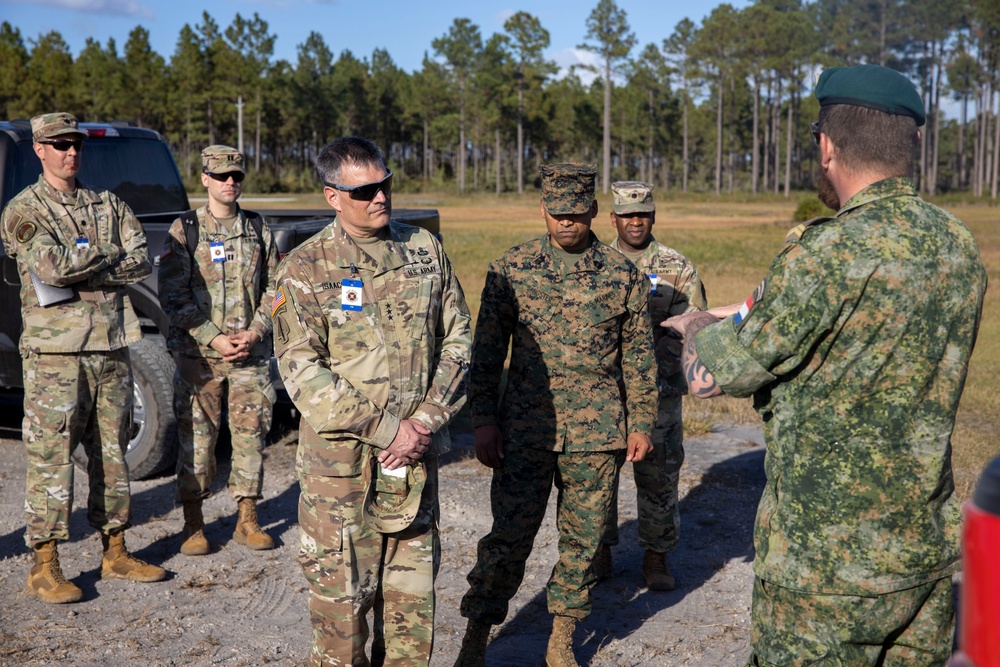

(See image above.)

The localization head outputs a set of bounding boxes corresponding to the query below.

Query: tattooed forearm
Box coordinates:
[678,312,724,398]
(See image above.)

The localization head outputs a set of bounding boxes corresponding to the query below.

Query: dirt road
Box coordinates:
[0,398,765,667]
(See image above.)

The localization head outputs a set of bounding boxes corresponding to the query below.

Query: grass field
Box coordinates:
[250,189,999,498]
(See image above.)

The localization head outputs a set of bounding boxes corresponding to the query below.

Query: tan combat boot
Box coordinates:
[180,500,210,556]
[233,497,274,550]
[25,541,83,604]
[101,531,167,582]
[545,615,579,667]
[642,549,676,591]
[593,543,612,581]
[453,620,491,667]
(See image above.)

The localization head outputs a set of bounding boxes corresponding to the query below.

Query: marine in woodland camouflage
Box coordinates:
[0,174,151,546]
[695,177,988,596]
[272,218,471,666]
[460,230,657,622]
[606,233,707,553]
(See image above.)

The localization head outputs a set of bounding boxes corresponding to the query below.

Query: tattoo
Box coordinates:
[680,312,722,398]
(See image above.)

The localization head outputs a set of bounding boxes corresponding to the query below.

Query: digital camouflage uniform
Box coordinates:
[606,230,706,555]
[272,219,471,667]
[459,170,658,625]
[158,201,279,503]
[1,170,151,547]
[695,177,987,666]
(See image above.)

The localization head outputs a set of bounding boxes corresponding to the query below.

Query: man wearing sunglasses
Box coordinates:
[0,112,166,604]
[158,145,280,557]
[664,65,987,666]
[271,136,471,667]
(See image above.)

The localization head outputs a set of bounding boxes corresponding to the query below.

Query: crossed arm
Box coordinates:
[661,311,726,398]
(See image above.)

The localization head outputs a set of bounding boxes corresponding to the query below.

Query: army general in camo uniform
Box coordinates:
[596,181,707,592]
[454,164,658,667]
[158,145,279,556]
[666,65,987,666]
[0,112,166,604]
[271,136,471,667]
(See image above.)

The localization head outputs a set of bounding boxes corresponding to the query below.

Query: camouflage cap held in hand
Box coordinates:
[201,144,246,175]
[362,450,426,533]
[814,64,925,127]
[540,163,598,215]
[611,181,655,214]
[31,113,87,142]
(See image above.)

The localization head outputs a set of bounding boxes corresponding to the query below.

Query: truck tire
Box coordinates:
[72,337,177,480]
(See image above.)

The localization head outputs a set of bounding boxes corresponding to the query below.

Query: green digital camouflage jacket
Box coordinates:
[696,177,988,596]
[470,232,657,451]
[0,176,151,353]
[158,206,279,359]
[610,236,707,396]
[271,220,472,477]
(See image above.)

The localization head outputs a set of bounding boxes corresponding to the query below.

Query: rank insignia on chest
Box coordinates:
[342,278,363,311]
[226,249,235,262]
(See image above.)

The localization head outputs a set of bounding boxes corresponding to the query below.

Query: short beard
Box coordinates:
[816,169,840,211]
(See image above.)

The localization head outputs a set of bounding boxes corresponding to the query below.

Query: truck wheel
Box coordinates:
[72,337,177,480]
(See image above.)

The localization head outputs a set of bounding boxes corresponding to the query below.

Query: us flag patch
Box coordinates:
[271,286,286,317]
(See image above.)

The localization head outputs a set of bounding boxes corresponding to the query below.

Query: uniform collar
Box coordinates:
[836,176,918,217]
[327,219,412,273]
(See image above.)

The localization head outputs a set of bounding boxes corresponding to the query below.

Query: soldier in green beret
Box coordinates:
[665,64,987,665]
[595,181,707,592]
[158,144,280,556]
[454,164,658,667]
[0,112,166,603]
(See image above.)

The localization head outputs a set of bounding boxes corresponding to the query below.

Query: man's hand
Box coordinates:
[222,330,261,362]
[209,334,244,361]
[626,432,653,462]
[473,424,504,469]
[380,419,432,470]
[661,311,724,398]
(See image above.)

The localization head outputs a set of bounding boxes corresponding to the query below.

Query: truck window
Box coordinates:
[6,138,188,216]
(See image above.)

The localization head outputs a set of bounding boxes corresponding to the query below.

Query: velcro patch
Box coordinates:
[733,279,766,328]
[271,285,287,317]
[15,220,37,244]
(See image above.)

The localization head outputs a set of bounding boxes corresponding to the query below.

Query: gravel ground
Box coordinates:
[0,396,767,667]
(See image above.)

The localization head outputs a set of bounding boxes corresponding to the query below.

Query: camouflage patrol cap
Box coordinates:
[814,64,925,127]
[540,163,598,215]
[611,181,655,214]
[362,450,426,533]
[31,112,86,141]
[201,144,246,175]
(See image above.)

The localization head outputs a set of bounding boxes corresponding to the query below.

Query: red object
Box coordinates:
[960,456,1000,667]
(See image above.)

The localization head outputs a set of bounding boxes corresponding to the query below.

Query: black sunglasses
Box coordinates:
[205,171,245,183]
[810,121,822,146]
[324,170,393,201]
[39,139,84,152]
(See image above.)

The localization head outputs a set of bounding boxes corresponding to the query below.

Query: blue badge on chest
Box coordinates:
[210,241,225,262]
[76,237,90,250]
[341,278,363,311]
[648,273,658,293]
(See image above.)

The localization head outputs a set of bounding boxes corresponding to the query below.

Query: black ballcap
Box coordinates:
[814,64,925,127]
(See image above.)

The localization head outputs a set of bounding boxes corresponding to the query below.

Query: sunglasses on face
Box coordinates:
[810,121,822,146]
[324,170,393,201]
[205,171,245,183]
[39,139,84,152]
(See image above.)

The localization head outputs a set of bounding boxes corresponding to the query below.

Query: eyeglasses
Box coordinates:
[205,171,245,183]
[324,170,393,201]
[810,121,822,146]
[39,139,84,152]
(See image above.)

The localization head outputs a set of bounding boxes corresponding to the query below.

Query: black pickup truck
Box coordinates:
[0,119,439,478]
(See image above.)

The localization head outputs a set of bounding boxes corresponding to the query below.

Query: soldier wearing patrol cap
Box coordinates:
[0,112,165,603]
[270,136,471,667]
[455,164,658,667]
[158,144,280,556]
[596,181,707,592]
[665,64,987,666]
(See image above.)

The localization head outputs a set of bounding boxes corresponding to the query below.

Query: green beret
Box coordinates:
[814,64,925,127]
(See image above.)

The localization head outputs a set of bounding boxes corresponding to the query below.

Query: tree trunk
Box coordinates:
[517,84,524,196]
[763,76,772,194]
[785,84,793,197]
[603,56,612,194]
[715,72,723,197]
[930,49,942,196]
[459,78,467,194]
[752,78,760,195]
[495,126,502,196]
[682,93,689,193]
[774,78,782,195]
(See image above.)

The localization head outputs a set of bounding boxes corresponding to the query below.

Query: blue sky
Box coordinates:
[1,0,753,80]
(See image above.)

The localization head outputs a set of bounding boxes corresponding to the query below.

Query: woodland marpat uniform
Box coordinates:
[696,177,987,596]
[272,219,471,666]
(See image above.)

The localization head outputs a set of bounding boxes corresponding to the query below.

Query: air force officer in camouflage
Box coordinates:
[665,65,987,666]
[271,136,471,667]
[0,112,165,604]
